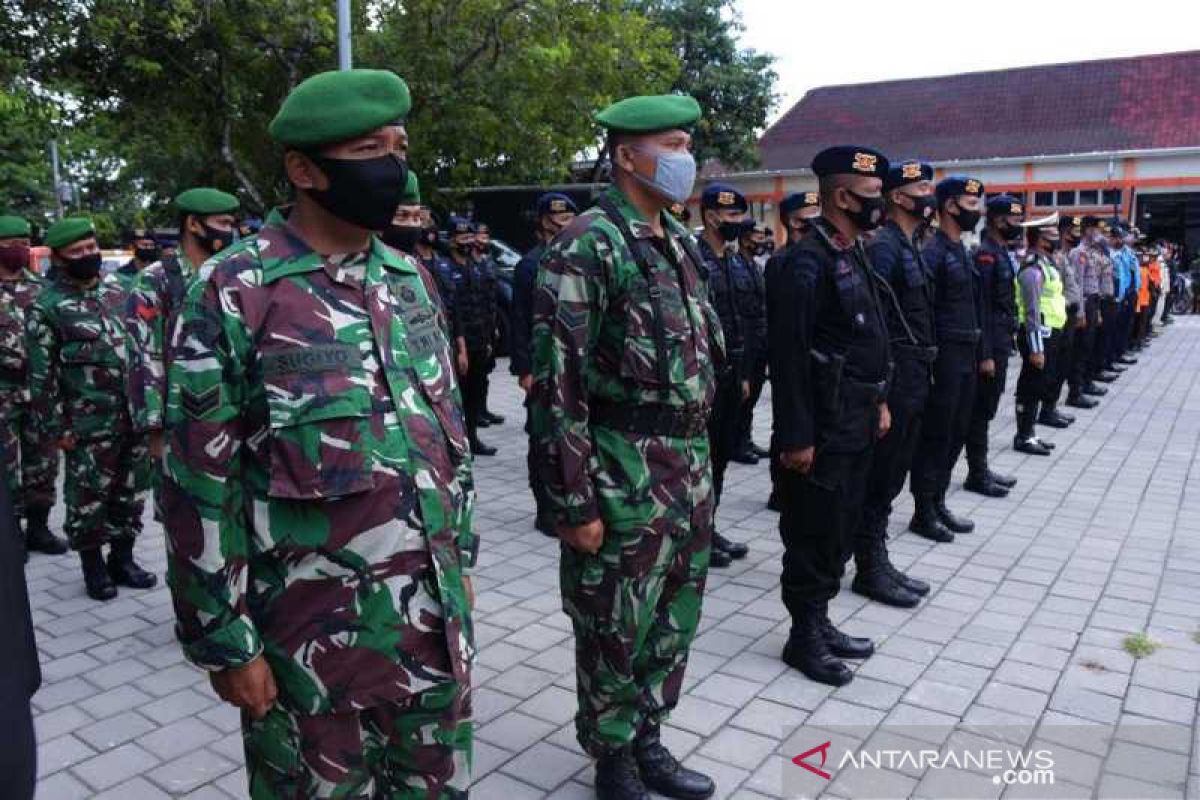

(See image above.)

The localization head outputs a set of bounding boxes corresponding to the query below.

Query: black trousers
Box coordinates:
[1109,296,1134,362]
[707,374,745,507]
[1016,328,1056,404]
[1072,297,1100,391]
[859,358,930,546]
[1044,322,1074,406]
[1090,296,1117,375]
[966,348,1010,476]
[911,346,977,497]
[524,400,551,521]
[778,446,874,618]
[736,355,768,449]
[462,349,490,441]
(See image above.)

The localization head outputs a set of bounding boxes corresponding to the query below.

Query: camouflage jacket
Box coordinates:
[0,270,44,401]
[529,186,724,528]
[25,276,132,442]
[126,254,198,432]
[162,211,476,716]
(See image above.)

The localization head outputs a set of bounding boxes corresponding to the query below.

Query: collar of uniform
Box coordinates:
[603,185,665,241]
[258,211,416,284]
[811,217,855,252]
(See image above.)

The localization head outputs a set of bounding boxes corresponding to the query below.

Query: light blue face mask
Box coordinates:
[628,148,697,205]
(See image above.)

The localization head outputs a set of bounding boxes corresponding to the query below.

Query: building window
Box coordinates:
[1035,191,1054,207]
[1078,189,1099,205]
[1056,190,1077,205]
[1102,189,1122,206]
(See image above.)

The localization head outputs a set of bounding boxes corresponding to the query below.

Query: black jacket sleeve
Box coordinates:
[973,246,995,360]
[767,247,818,451]
[509,252,537,377]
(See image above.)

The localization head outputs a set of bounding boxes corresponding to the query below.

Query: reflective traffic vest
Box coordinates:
[1016,254,1067,330]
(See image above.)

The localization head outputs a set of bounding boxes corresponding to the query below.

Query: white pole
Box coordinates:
[49,138,64,219]
[337,0,352,70]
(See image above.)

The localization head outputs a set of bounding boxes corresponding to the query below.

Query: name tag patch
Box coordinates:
[261,343,359,376]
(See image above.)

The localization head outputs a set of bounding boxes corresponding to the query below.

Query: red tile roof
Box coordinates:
[757,51,1200,171]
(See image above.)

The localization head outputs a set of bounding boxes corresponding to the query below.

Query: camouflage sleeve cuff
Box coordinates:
[555,500,600,528]
[178,616,263,672]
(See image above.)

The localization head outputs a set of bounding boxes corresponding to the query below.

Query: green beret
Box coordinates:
[269,69,412,148]
[400,171,420,205]
[45,217,96,250]
[595,94,701,134]
[175,187,240,215]
[0,215,31,239]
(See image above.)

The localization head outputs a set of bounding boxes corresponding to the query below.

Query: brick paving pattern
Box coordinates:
[26,321,1200,799]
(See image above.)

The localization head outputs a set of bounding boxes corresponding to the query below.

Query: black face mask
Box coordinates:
[421,228,438,247]
[846,190,885,231]
[903,193,937,222]
[788,221,810,240]
[63,252,102,281]
[953,206,982,232]
[1039,237,1060,253]
[998,222,1022,241]
[194,220,232,257]
[715,220,742,243]
[134,246,160,263]
[382,224,422,252]
[307,152,408,231]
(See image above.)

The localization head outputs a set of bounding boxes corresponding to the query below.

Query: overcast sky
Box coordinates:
[738,0,1198,126]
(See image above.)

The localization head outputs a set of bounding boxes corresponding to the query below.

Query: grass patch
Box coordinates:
[1122,632,1159,659]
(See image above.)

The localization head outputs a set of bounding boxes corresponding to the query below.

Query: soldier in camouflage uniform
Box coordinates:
[125,187,240,514]
[530,94,720,800]
[25,217,156,600]
[163,69,475,800]
[0,215,68,555]
[110,227,161,297]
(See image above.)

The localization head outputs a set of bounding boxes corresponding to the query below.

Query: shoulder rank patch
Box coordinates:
[180,385,221,419]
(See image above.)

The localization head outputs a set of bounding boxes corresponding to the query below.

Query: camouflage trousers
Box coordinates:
[64,434,147,551]
[561,521,711,756]
[243,680,472,799]
[0,397,59,516]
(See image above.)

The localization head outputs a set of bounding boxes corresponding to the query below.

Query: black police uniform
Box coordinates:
[448,253,498,448]
[509,241,552,528]
[734,254,768,458]
[909,228,984,536]
[856,220,937,603]
[422,252,462,343]
[0,462,38,800]
[768,216,891,682]
[965,230,1017,485]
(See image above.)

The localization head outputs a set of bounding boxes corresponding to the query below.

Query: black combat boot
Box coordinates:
[887,561,931,596]
[750,442,770,459]
[852,539,921,608]
[107,539,158,589]
[25,505,68,555]
[534,514,557,538]
[469,437,497,456]
[729,446,759,465]
[1066,391,1098,409]
[483,409,505,425]
[782,615,853,686]
[595,748,650,800]
[908,494,954,543]
[987,469,1017,488]
[712,532,748,560]
[963,471,1009,498]
[1081,382,1107,397]
[934,491,974,533]
[634,727,715,800]
[1014,404,1052,456]
[708,546,732,568]
[1037,403,1072,429]
[81,548,117,601]
[820,615,875,659]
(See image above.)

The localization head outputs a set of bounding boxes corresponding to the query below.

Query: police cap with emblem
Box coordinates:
[0,215,30,239]
[1059,214,1084,232]
[447,215,473,236]
[935,176,986,204]
[595,94,702,133]
[779,192,820,216]
[883,160,933,192]
[537,193,578,216]
[269,69,412,148]
[700,183,748,212]
[811,145,889,178]
[46,217,96,251]
[986,194,1024,217]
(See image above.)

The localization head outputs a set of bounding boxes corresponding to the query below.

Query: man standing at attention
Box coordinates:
[531,94,721,800]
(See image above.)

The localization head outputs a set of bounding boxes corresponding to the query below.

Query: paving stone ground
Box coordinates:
[25,320,1200,799]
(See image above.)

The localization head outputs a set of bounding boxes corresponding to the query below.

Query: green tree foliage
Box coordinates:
[642,0,776,170]
[1,0,773,231]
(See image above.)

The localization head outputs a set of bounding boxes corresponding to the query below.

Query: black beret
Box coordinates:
[536,193,578,216]
[811,146,889,179]
[936,176,985,203]
[447,216,473,236]
[737,218,757,235]
[779,192,820,215]
[700,183,748,212]
[1059,214,1084,230]
[986,194,1025,216]
[1081,215,1102,228]
[883,160,933,192]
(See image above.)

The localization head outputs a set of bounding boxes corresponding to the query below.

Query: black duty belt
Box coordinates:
[591,400,708,438]
[893,344,938,363]
[939,327,981,345]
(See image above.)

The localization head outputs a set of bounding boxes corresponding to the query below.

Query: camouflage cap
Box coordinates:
[595,94,701,133]
[400,171,420,205]
[175,187,240,215]
[269,69,412,148]
[45,216,95,250]
[0,214,31,239]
